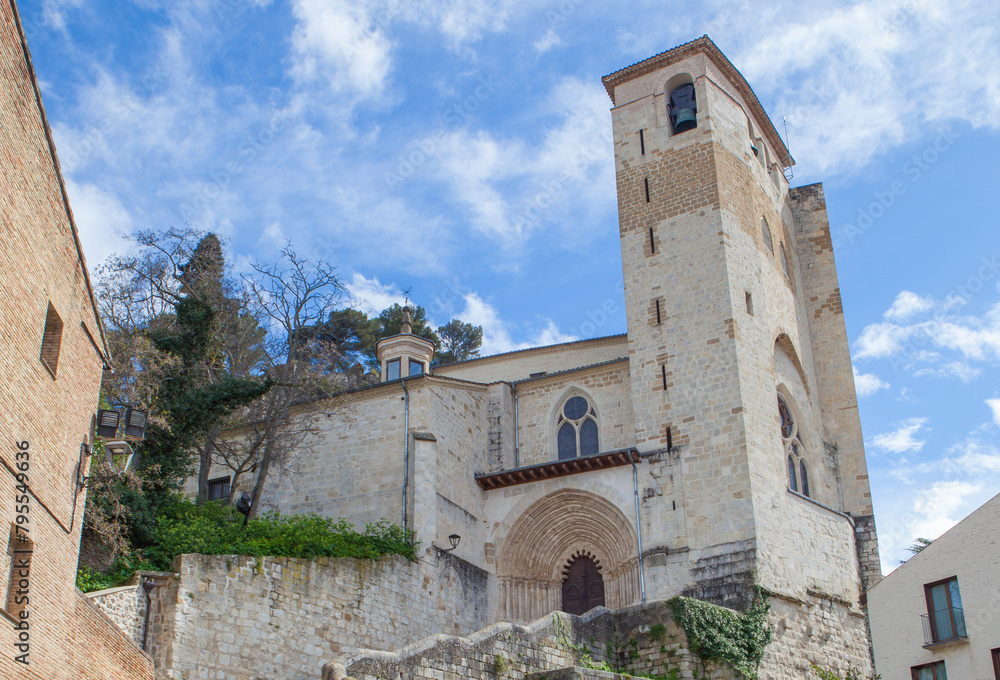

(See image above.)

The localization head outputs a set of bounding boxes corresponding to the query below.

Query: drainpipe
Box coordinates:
[401,378,410,528]
[631,453,647,604]
[141,578,156,652]
[512,382,520,468]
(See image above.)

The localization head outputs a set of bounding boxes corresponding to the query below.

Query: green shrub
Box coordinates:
[144,496,415,570]
[76,553,156,593]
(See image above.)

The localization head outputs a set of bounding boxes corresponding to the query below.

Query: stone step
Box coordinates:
[525,666,641,680]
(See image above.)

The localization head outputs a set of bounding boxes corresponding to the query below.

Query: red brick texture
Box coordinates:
[0,1,153,677]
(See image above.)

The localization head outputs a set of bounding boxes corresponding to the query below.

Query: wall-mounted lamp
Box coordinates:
[441,534,460,552]
[78,439,136,489]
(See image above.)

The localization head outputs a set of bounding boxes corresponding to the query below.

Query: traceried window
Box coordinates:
[779,396,810,498]
[557,396,599,460]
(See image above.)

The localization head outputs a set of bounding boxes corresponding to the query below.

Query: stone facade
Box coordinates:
[88,583,147,647]
[0,2,153,677]
[184,36,880,680]
[868,492,1000,680]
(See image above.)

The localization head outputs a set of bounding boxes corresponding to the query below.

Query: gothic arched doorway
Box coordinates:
[561,553,605,615]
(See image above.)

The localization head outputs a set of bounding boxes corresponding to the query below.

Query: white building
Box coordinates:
[868,492,1000,680]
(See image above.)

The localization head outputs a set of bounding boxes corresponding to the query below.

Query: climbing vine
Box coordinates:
[666,589,772,680]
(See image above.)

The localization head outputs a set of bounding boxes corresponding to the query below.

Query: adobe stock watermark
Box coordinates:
[179,108,293,221]
[840,127,960,244]
[10,440,32,666]
[384,75,499,191]
[546,0,587,29]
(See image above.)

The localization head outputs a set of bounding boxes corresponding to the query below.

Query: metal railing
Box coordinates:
[921,607,967,645]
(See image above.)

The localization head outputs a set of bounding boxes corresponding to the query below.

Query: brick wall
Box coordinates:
[0,2,151,678]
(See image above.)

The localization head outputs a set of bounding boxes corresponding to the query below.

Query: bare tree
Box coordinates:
[215,243,352,518]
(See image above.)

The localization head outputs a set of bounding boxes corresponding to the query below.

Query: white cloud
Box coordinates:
[884,291,935,321]
[289,0,394,100]
[430,78,614,247]
[735,0,1000,176]
[533,29,562,54]
[456,292,577,356]
[854,298,1000,379]
[872,417,929,454]
[344,273,405,315]
[879,479,984,573]
[853,365,889,397]
[400,0,514,48]
[988,398,1000,426]
[64,179,133,270]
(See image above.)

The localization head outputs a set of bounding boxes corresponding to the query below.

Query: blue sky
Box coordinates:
[21,0,1000,572]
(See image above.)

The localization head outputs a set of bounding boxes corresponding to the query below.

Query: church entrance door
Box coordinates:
[561,555,605,615]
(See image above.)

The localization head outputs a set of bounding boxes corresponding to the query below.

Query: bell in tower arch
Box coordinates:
[669,83,697,133]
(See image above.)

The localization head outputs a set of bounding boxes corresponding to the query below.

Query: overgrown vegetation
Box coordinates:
[667,590,772,680]
[812,664,881,680]
[77,497,415,592]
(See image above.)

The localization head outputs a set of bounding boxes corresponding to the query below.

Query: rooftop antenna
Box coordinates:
[782,110,794,182]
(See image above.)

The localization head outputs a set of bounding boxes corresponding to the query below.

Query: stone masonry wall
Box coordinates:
[326,601,739,680]
[88,583,146,646]
[149,552,490,680]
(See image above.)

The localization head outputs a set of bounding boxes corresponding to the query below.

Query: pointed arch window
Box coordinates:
[557,395,599,460]
[778,395,810,498]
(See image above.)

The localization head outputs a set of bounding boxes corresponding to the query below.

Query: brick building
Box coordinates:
[186,36,882,680]
[0,1,154,677]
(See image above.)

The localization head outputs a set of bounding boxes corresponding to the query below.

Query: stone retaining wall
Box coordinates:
[88,583,146,646]
[325,600,738,680]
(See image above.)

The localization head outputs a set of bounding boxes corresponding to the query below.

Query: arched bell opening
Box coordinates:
[561,551,606,615]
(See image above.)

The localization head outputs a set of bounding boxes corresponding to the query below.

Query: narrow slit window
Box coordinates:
[745,291,754,316]
[39,303,63,377]
[649,227,656,254]
[639,129,645,155]
[655,299,662,324]
[644,178,650,203]
[666,426,673,450]
[661,365,668,391]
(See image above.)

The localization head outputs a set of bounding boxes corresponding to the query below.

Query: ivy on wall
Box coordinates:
[666,589,772,680]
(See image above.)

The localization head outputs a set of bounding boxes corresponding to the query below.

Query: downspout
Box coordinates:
[141,578,156,652]
[631,453,647,604]
[401,378,410,529]
[512,382,520,468]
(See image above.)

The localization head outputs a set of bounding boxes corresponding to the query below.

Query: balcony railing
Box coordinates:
[921,607,967,646]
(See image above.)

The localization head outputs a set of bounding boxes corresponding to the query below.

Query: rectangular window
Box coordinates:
[639,129,645,155]
[408,359,424,376]
[386,358,401,381]
[911,661,947,680]
[208,477,231,501]
[644,178,650,202]
[923,577,966,644]
[39,302,63,377]
[649,227,656,254]
[655,299,662,324]
[661,365,668,391]
[5,524,32,618]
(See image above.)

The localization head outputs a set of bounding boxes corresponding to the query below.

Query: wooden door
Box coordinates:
[561,555,605,615]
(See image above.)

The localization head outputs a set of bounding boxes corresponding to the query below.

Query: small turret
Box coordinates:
[375,305,435,381]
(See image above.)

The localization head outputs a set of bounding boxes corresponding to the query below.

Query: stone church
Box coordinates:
[192,35,881,677]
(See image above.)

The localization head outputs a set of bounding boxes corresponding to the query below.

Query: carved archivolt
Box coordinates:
[496,489,639,622]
